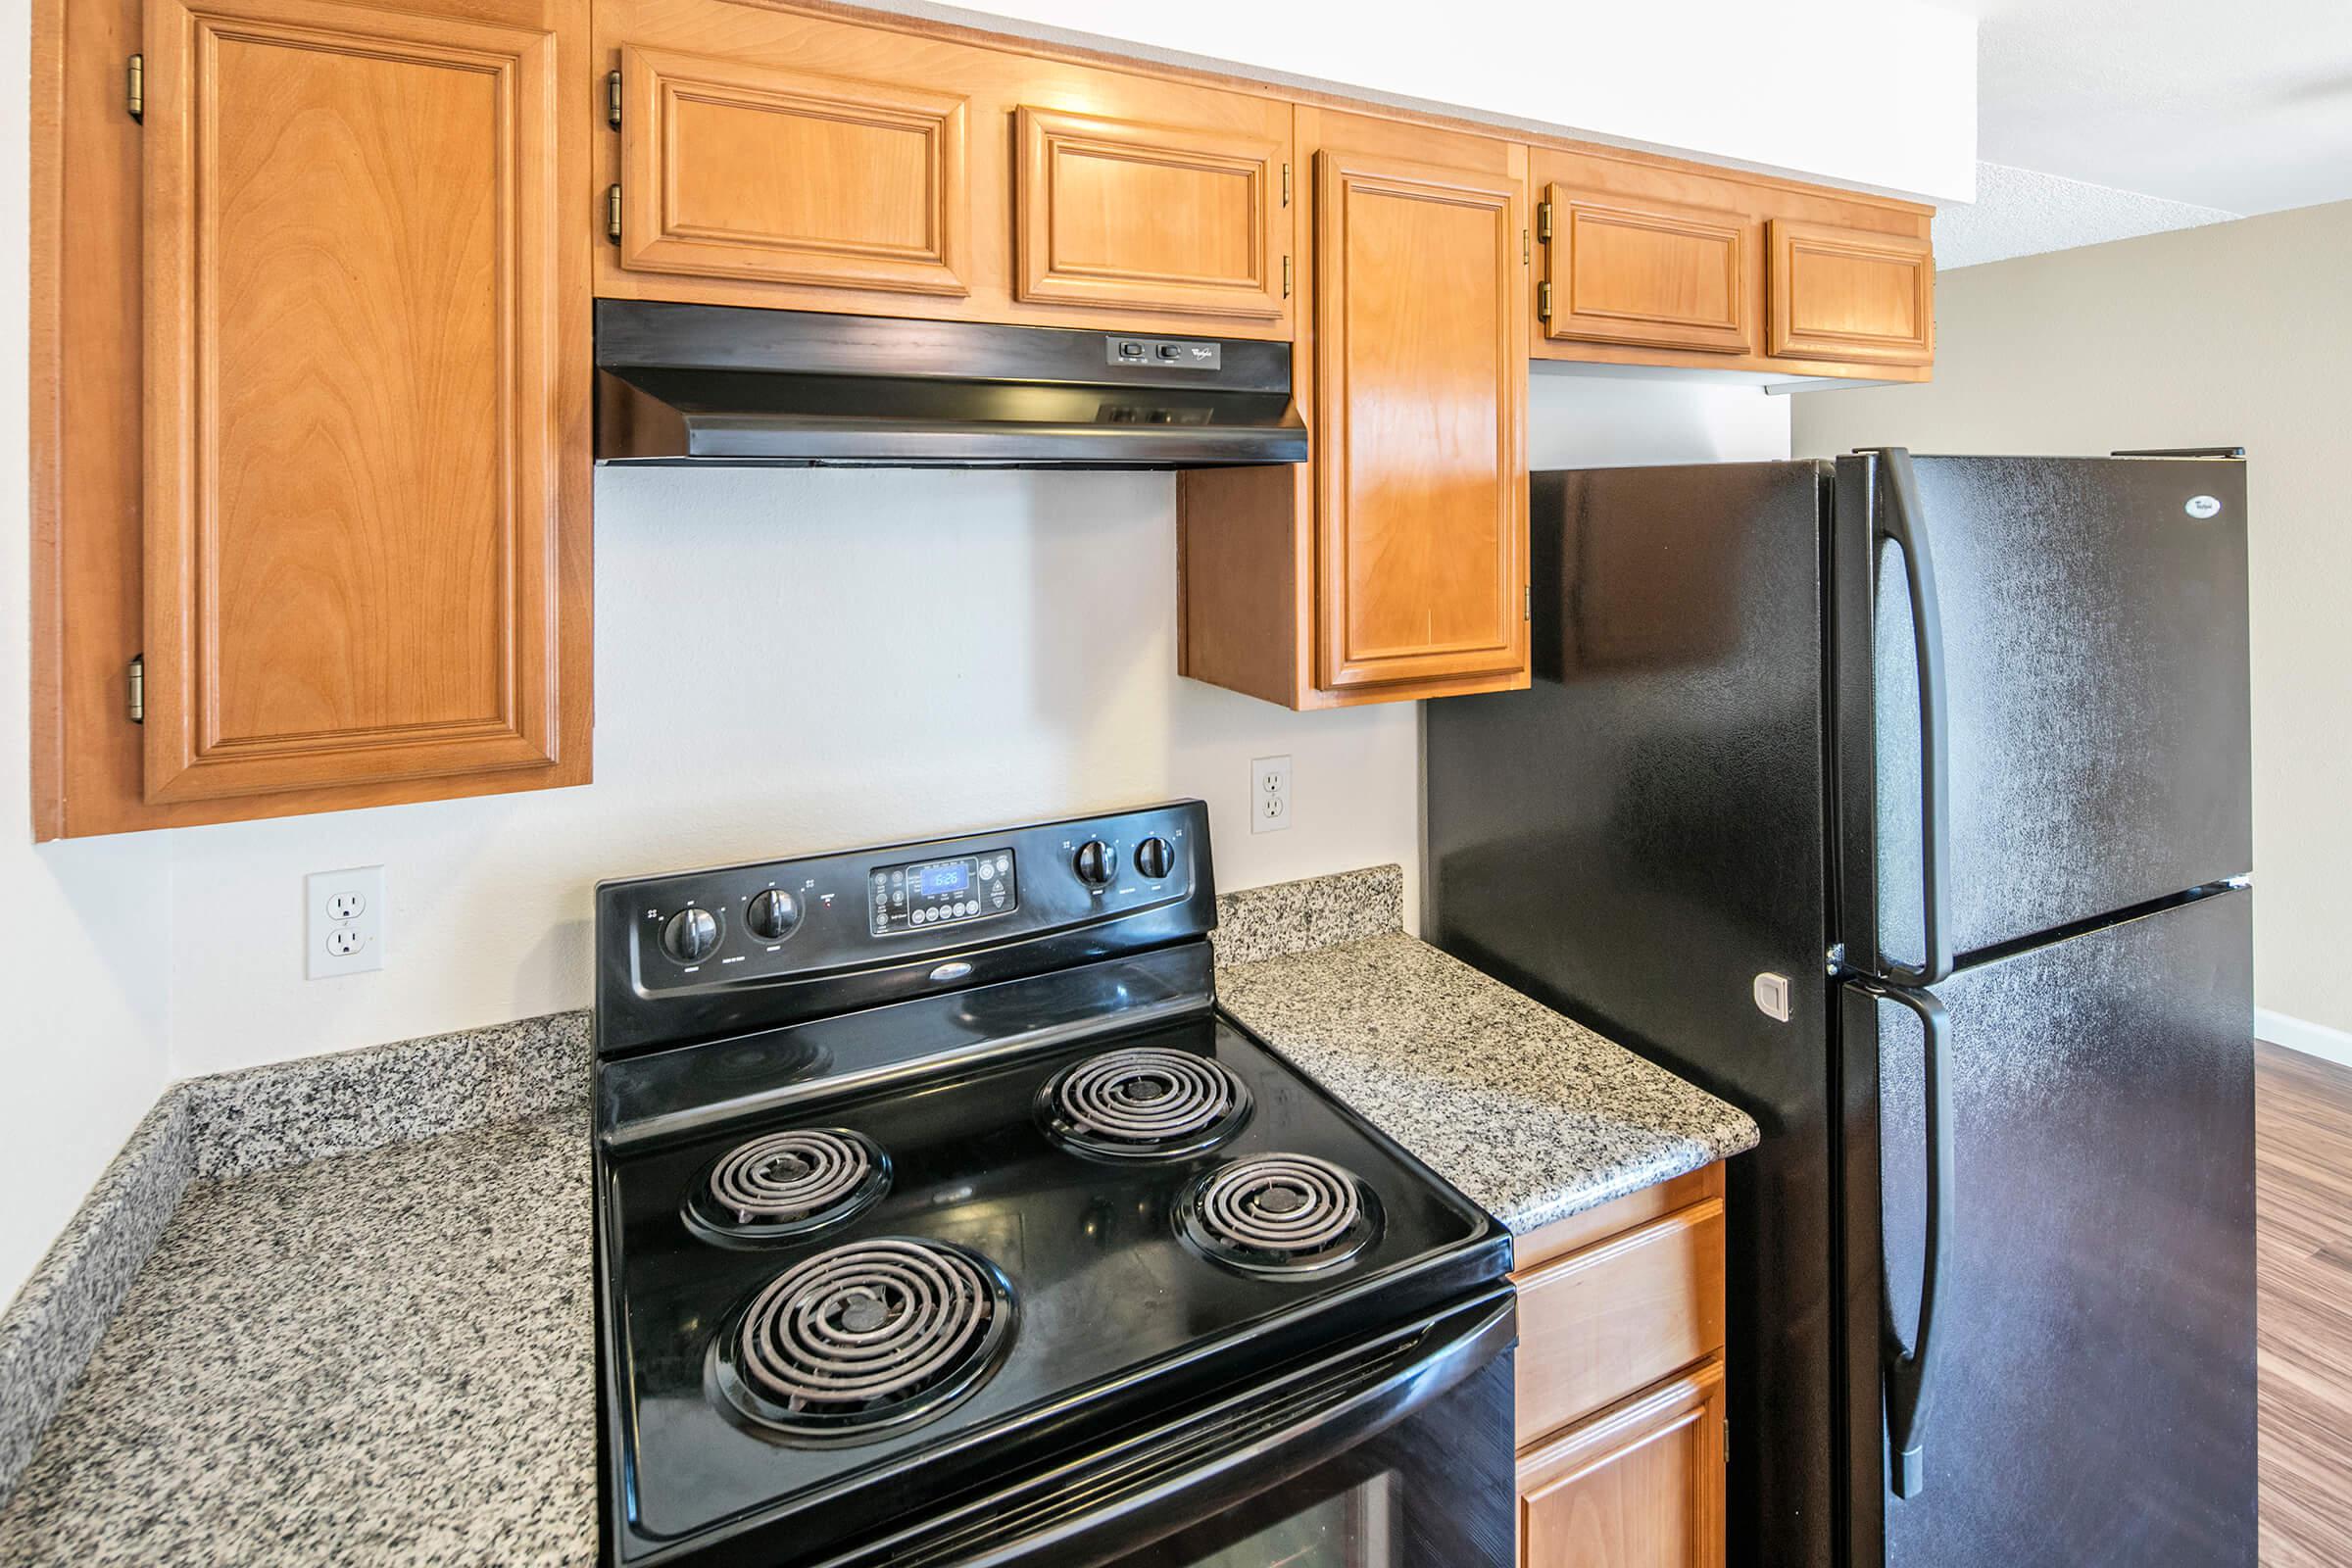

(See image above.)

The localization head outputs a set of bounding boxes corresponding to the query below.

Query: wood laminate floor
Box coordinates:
[2257,1041,2352,1567]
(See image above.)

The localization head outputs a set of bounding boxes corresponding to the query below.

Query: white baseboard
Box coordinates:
[2256,1008,2352,1071]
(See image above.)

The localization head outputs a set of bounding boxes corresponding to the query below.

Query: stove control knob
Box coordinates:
[1134,836,1176,881]
[662,906,721,964]
[746,889,802,943]
[1072,840,1116,889]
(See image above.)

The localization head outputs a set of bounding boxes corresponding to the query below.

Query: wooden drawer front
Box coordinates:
[1544,190,1750,354]
[617,45,969,295]
[1315,148,1528,693]
[1016,107,1283,319]
[1514,1199,1726,1448]
[1766,219,1933,366]
[142,0,566,802]
[1519,1359,1727,1568]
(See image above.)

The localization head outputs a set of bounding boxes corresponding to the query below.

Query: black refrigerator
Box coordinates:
[1424,451,2256,1568]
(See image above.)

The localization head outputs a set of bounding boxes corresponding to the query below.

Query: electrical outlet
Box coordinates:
[1250,756,1293,834]
[307,866,385,979]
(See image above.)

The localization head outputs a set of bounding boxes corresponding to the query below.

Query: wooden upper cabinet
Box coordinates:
[1314,147,1528,692]
[1528,147,1934,380]
[615,45,971,295]
[1540,186,1751,355]
[1518,1359,1728,1568]
[1014,107,1284,319]
[1767,219,1935,367]
[140,0,582,803]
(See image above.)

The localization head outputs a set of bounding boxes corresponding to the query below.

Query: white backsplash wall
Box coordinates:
[162,467,1422,1077]
[163,373,1791,1080]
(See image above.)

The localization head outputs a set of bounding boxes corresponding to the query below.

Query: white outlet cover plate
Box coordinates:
[307,865,385,979]
[1250,755,1293,834]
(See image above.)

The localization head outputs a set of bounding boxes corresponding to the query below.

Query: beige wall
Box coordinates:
[1791,200,2352,1040]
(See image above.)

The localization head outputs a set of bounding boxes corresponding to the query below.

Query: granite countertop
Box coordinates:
[0,1115,598,1568]
[1217,931,1758,1236]
[0,862,1753,1565]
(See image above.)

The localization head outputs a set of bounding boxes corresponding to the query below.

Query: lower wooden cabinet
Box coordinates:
[1510,1164,1728,1568]
[1519,1359,1728,1568]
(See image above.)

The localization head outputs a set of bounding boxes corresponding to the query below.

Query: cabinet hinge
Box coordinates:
[1282,255,1292,299]
[606,183,623,244]
[1536,199,1552,245]
[126,655,144,724]
[1523,585,1532,621]
[1282,162,1291,208]
[125,53,144,122]
[606,69,622,129]
[1522,227,1530,266]
[1536,279,1552,322]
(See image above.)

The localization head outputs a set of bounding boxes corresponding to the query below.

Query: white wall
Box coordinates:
[0,0,175,1306]
[1789,202,2352,1041]
[853,0,1979,203]
[163,468,1424,1075]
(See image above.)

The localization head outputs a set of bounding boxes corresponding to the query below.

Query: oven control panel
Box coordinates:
[870,850,1018,935]
[593,802,1216,1049]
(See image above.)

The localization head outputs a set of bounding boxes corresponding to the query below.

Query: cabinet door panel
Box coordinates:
[143,0,566,802]
[1766,218,1933,366]
[1544,188,1750,354]
[618,45,969,294]
[1515,1199,1727,1447]
[1015,106,1282,318]
[1519,1360,1727,1568]
[1315,149,1527,692]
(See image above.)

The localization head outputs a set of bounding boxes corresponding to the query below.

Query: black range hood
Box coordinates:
[594,300,1306,469]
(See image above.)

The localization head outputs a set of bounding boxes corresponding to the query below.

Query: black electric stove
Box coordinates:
[593,802,1516,1568]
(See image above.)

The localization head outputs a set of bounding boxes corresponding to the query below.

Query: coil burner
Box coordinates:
[715,1238,1014,1442]
[1039,1046,1251,1159]
[687,1128,891,1243]
[1179,1153,1383,1275]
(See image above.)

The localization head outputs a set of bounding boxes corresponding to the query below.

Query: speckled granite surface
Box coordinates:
[1218,932,1759,1235]
[0,1113,597,1567]
[183,1010,592,1180]
[1212,863,1404,965]
[0,1098,192,1510]
[0,1010,592,1512]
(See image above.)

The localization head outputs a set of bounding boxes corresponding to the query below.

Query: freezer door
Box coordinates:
[1426,461,1838,1568]
[1839,888,2256,1568]
[1836,454,2251,977]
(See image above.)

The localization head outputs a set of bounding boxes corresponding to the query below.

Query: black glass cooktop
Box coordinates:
[598,1006,1504,1564]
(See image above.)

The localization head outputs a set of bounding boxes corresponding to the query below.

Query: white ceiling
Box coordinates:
[1934,163,2235,268]
[1932,0,2352,265]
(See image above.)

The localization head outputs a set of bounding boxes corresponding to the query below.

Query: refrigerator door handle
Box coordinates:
[1862,447,1953,986]
[1872,981,1953,1500]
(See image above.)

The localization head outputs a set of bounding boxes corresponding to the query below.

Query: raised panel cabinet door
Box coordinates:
[1014,106,1283,319]
[1766,218,1934,366]
[616,45,969,294]
[1519,1360,1728,1568]
[1542,187,1751,354]
[1314,148,1528,692]
[142,0,569,802]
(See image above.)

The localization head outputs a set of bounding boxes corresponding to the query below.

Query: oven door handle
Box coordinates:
[839,1286,1519,1568]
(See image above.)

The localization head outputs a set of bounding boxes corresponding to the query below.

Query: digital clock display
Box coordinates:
[917,863,970,896]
